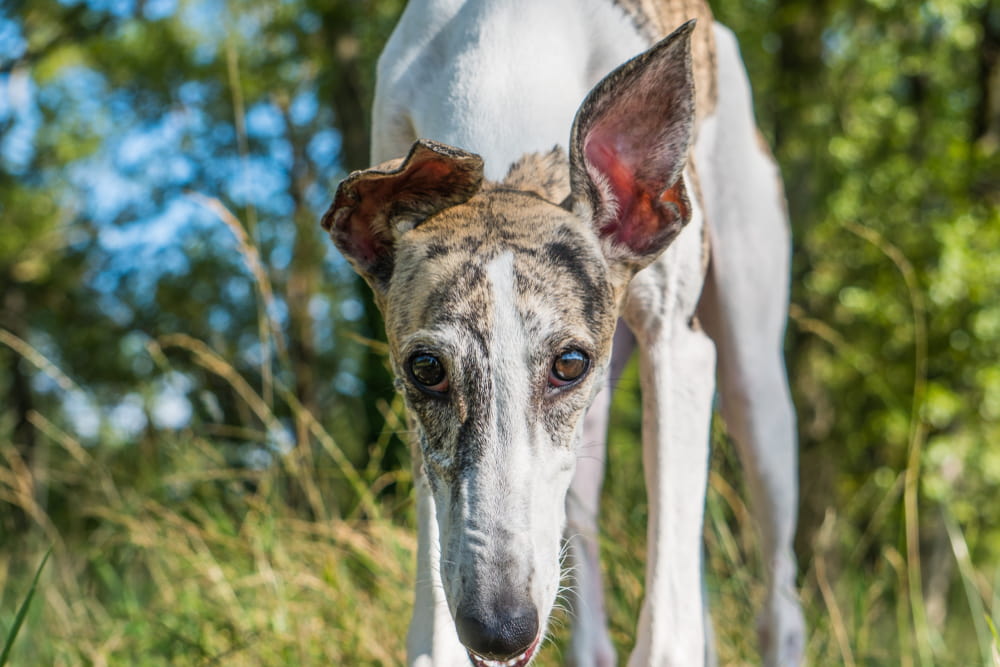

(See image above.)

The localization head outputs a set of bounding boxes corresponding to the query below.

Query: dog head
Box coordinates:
[323,21,696,665]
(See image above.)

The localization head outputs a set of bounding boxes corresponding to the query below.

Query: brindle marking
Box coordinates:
[373,158,617,485]
[611,0,717,119]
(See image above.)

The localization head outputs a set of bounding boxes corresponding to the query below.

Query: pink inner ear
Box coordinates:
[585,131,670,256]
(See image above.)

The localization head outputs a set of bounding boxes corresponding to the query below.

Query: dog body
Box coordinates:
[325,1,804,665]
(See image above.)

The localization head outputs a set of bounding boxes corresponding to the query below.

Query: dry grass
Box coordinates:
[1,201,995,665]
[1,396,997,665]
[0,430,415,665]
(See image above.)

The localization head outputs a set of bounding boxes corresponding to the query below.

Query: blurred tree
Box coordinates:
[713,0,1000,647]
[0,0,406,527]
[0,2,997,659]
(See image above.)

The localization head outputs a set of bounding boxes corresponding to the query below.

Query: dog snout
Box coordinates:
[455,598,539,660]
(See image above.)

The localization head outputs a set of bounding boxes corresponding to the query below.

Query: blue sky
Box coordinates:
[1,0,358,444]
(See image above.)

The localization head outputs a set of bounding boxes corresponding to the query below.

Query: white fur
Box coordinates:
[479,251,572,621]
[376,4,804,666]
[372,0,647,176]
[407,251,578,665]
[408,475,470,666]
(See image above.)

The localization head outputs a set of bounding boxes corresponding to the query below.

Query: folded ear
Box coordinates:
[568,19,696,275]
[322,139,484,291]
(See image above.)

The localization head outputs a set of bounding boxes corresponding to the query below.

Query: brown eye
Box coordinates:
[550,349,590,387]
[409,353,449,393]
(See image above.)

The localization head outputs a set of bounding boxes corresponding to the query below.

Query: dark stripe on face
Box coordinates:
[461,236,484,254]
[453,358,493,470]
[543,240,609,331]
[423,262,488,323]
[424,242,449,259]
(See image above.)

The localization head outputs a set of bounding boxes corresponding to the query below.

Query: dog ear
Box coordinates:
[568,20,696,275]
[322,139,484,290]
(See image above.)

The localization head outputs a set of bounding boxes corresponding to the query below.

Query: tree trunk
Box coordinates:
[974,3,1000,147]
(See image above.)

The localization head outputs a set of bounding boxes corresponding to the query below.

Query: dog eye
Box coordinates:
[409,353,449,393]
[550,349,590,387]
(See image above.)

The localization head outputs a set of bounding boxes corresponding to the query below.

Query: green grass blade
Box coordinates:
[0,548,52,667]
[943,510,992,666]
[986,616,999,666]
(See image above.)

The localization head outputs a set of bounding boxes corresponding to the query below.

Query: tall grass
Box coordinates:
[0,410,415,665]
[0,549,48,666]
[1,351,997,664]
[1,202,996,665]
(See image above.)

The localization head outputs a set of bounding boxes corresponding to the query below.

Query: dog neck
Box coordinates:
[385,0,648,179]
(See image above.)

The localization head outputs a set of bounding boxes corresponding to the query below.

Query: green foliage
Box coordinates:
[0,548,49,666]
[0,423,415,665]
[1,0,998,664]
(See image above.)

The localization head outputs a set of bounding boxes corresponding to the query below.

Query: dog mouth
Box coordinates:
[466,635,540,667]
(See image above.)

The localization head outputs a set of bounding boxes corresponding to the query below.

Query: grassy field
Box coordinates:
[2,0,997,662]
[1,349,997,666]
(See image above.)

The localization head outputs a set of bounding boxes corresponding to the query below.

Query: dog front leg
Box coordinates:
[407,471,470,667]
[626,300,717,667]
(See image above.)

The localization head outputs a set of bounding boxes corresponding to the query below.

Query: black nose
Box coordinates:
[455,601,538,659]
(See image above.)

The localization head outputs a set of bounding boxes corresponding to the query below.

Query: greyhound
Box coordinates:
[322,1,805,665]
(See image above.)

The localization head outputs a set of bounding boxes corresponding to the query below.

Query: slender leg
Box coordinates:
[699,268,805,666]
[566,324,634,667]
[693,24,806,666]
[626,314,717,667]
[407,470,471,667]
[622,201,717,666]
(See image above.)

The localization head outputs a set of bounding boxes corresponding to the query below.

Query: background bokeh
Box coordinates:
[1,0,997,664]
